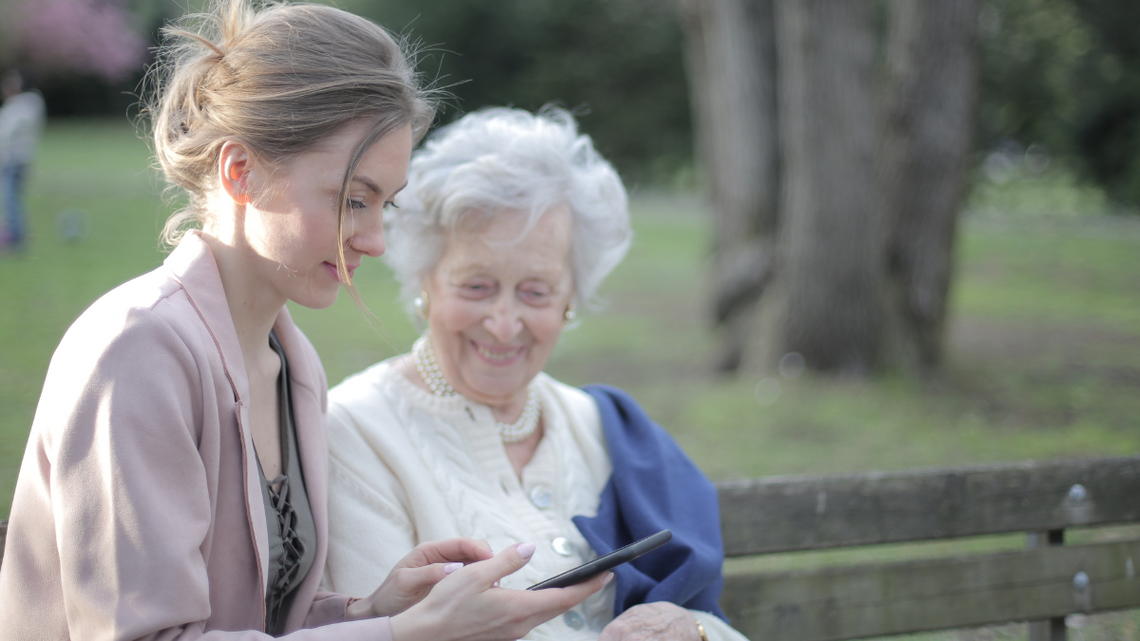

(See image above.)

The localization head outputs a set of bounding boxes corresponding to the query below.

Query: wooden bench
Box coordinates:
[3,456,1139,640]
[716,455,1140,641]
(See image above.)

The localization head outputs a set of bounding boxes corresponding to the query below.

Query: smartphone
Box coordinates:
[526,529,672,590]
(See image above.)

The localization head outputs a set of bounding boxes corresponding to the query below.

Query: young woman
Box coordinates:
[0,3,605,639]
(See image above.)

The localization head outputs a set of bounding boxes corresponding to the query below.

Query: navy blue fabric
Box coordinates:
[573,385,727,620]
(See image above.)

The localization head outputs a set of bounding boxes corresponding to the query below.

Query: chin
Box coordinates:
[468,375,532,400]
[293,288,341,310]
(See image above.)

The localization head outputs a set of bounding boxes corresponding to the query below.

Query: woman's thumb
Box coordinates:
[486,542,537,581]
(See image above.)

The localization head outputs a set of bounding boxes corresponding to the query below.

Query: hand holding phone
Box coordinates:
[526,530,672,590]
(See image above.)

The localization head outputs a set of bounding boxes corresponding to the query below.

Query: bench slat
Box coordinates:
[720,539,1140,641]
[718,456,1140,555]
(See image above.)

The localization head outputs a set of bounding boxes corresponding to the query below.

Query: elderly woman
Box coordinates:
[323,108,749,641]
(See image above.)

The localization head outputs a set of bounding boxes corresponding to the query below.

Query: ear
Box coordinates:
[218,141,254,206]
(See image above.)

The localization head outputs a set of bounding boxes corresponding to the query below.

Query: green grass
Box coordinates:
[3,120,1140,639]
[0,120,168,511]
[4,118,1140,507]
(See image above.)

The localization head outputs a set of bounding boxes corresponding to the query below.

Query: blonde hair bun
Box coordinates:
[146,0,434,246]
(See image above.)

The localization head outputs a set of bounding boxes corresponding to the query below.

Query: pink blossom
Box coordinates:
[14,0,147,82]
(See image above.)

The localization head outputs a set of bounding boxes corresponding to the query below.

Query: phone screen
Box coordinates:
[526,529,672,590]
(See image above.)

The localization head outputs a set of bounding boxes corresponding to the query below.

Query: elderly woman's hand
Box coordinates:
[598,602,703,641]
[347,537,494,620]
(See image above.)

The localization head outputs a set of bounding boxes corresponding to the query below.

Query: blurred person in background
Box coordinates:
[0,65,45,252]
[0,3,606,639]
[323,108,750,641]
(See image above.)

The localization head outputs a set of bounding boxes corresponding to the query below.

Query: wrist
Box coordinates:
[346,596,375,621]
[389,609,429,641]
[694,616,709,641]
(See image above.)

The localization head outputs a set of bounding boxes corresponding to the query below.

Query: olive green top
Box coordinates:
[258,330,318,636]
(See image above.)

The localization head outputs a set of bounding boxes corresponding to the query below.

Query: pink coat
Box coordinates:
[0,233,392,640]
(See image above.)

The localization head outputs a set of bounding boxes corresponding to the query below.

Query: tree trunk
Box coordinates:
[769,0,885,375]
[681,0,980,378]
[880,0,981,374]
[678,0,779,372]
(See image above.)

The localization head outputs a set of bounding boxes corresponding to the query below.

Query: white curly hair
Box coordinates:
[383,107,633,317]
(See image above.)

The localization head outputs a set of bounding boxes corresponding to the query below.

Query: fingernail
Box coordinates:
[444,562,463,575]
[517,542,536,559]
[603,572,614,585]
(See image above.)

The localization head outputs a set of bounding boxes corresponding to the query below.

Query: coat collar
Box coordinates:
[162,232,272,591]
[163,232,250,406]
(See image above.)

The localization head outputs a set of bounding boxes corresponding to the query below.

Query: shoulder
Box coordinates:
[534,372,602,426]
[22,91,46,115]
[328,358,401,414]
[54,265,205,371]
[533,373,613,501]
[533,373,608,459]
[34,267,224,444]
[578,384,657,430]
[326,358,411,447]
[0,91,45,120]
[325,359,417,492]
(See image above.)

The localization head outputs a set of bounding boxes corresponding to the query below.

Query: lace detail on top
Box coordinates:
[260,330,317,636]
[264,471,306,633]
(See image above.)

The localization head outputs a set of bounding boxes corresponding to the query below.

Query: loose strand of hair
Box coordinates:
[336,117,412,354]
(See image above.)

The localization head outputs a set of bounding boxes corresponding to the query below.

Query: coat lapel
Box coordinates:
[162,232,272,593]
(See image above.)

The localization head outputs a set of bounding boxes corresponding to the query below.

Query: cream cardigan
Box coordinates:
[324,359,749,641]
[0,233,391,640]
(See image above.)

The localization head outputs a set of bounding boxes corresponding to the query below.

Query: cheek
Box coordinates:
[430,297,484,338]
[527,310,567,347]
[289,189,339,237]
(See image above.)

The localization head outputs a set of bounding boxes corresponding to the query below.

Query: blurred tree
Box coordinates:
[0,0,1133,204]
[15,0,146,82]
[880,1,981,372]
[1069,0,1140,208]
[678,0,779,373]
[976,0,1092,156]
[342,0,693,184]
[978,0,1140,208]
[773,0,886,375]
[683,0,980,377]
[0,0,152,116]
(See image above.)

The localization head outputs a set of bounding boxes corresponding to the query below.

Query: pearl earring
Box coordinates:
[414,291,430,320]
[563,305,576,324]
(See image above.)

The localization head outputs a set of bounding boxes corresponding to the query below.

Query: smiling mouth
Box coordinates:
[473,342,524,363]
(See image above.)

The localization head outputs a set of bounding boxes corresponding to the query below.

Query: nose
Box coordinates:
[346,212,385,258]
[483,297,524,343]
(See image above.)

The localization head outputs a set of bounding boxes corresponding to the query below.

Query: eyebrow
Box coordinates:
[353,177,408,198]
[451,263,567,282]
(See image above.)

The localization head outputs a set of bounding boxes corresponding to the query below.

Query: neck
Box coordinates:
[488,392,530,424]
[201,229,285,362]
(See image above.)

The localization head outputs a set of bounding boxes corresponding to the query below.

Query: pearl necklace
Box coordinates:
[412,335,541,444]
[412,335,456,396]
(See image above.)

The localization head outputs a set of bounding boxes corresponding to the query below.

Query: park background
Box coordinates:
[1,0,1139,638]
